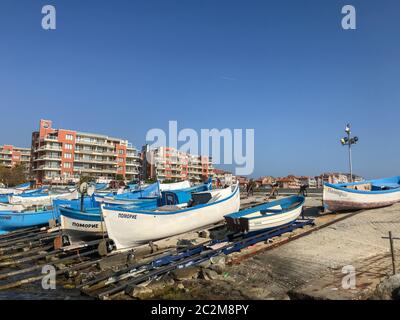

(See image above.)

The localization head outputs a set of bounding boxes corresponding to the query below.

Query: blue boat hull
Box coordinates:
[0,209,57,233]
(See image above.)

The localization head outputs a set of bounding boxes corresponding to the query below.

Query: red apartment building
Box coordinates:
[0,145,31,170]
[30,120,141,184]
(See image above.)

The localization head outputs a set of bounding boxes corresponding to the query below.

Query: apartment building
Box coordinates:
[31,120,141,184]
[213,169,236,186]
[276,175,301,189]
[0,145,31,169]
[142,146,213,183]
[299,176,317,188]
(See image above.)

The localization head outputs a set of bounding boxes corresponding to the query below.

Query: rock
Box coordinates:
[66,270,78,278]
[209,255,226,274]
[210,255,226,265]
[372,274,400,300]
[147,276,175,291]
[177,283,185,290]
[63,283,76,289]
[201,268,220,280]
[198,260,211,269]
[199,230,211,238]
[172,267,200,280]
[56,263,66,270]
[126,285,154,299]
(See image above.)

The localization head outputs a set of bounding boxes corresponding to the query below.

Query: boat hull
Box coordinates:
[103,185,240,250]
[60,213,106,243]
[0,210,57,232]
[225,195,305,233]
[9,190,79,206]
[243,205,303,232]
[59,199,158,243]
[323,184,400,212]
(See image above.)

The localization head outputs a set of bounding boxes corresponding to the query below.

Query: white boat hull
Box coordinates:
[246,206,303,232]
[0,203,26,212]
[102,185,240,250]
[9,191,79,206]
[323,185,400,212]
[60,215,106,243]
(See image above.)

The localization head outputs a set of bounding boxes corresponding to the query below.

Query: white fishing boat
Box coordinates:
[102,183,240,250]
[225,195,305,233]
[323,176,400,212]
[0,203,26,212]
[9,189,79,206]
[0,182,31,195]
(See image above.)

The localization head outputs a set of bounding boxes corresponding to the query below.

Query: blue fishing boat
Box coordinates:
[59,180,213,244]
[225,195,305,233]
[95,183,108,191]
[94,182,160,204]
[0,194,12,204]
[0,206,57,233]
[323,176,400,212]
[15,182,32,190]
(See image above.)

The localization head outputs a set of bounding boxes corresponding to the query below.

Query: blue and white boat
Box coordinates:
[323,176,400,212]
[59,180,213,244]
[95,180,192,205]
[9,188,78,206]
[0,182,31,195]
[95,183,108,191]
[225,195,305,233]
[102,183,240,250]
[0,205,57,234]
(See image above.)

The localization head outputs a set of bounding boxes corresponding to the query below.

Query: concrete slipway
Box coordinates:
[158,198,400,300]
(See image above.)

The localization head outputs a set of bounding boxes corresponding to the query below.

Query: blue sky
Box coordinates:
[0,0,399,178]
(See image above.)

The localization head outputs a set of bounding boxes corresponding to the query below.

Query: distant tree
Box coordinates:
[79,176,96,185]
[0,164,28,187]
[115,174,124,181]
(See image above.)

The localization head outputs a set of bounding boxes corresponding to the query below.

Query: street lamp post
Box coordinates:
[340,124,359,183]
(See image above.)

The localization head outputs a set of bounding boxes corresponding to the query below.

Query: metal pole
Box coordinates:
[80,192,84,212]
[348,134,353,183]
[389,231,396,275]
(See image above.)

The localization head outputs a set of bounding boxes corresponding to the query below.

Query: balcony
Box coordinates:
[36,145,62,152]
[75,148,117,156]
[73,167,117,174]
[33,165,61,171]
[75,138,116,149]
[42,136,59,142]
[33,155,61,161]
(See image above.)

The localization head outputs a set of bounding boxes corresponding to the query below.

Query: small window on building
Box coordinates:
[64,143,73,150]
[63,162,72,169]
[66,134,74,141]
[64,153,72,159]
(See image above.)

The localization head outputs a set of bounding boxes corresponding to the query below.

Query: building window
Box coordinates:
[66,134,74,141]
[118,149,124,155]
[64,143,73,150]
[64,153,72,159]
[63,162,72,169]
